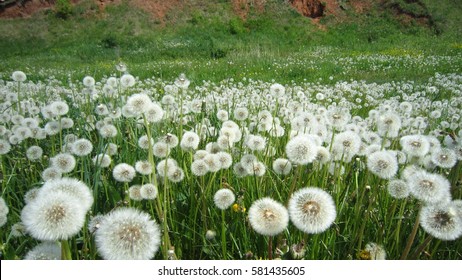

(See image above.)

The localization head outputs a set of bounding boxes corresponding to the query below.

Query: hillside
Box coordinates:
[0,0,461,82]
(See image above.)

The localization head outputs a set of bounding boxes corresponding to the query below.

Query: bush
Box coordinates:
[55,0,73,19]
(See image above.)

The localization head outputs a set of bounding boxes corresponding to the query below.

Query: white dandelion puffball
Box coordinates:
[213,189,235,210]
[95,208,161,260]
[21,192,86,241]
[50,153,76,173]
[285,135,318,165]
[366,150,398,179]
[387,179,410,199]
[38,177,94,212]
[272,158,292,176]
[248,197,289,236]
[180,131,200,151]
[24,242,61,260]
[113,163,136,182]
[72,138,93,156]
[407,170,451,204]
[12,70,27,82]
[140,183,158,200]
[420,204,462,241]
[288,187,336,234]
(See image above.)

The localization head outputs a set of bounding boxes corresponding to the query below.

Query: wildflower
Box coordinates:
[288,187,336,234]
[26,145,43,161]
[233,162,248,178]
[272,158,292,175]
[138,135,154,150]
[400,135,430,158]
[0,139,11,155]
[431,148,457,169]
[376,112,401,138]
[21,192,86,241]
[174,73,190,89]
[285,135,318,165]
[314,146,331,164]
[420,204,462,241]
[120,74,136,87]
[129,185,143,201]
[167,167,185,183]
[144,103,164,123]
[88,214,105,234]
[99,124,118,138]
[191,159,209,176]
[50,101,69,116]
[12,70,27,82]
[83,76,95,87]
[50,153,76,173]
[216,151,233,169]
[38,177,94,212]
[92,154,112,168]
[157,159,177,177]
[113,163,136,183]
[217,109,229,122]
[366,150,398,179]
[180,131,200,151]
[248,197,289,236]
[407,170,451,204]
[140,184,158,200]
[246,134,267,151]
[152,142,170,158]
[331,131,362,162]
[234,107,249,121]
[95,208,161,260]
[24,188,40,204]
[72,138,93,157]
[24,242,61,260]
[387,179,410,199]
[158,133,179,147]
[214,189,236,210]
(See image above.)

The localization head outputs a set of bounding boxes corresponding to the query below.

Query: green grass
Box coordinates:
[0,0,461,84]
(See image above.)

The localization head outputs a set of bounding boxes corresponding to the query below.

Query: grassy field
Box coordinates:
[0,0,462,260]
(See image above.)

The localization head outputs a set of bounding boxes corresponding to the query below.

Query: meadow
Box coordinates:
[0,0,462,260]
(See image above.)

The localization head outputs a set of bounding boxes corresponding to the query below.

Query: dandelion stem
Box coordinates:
[400,205,422,260]
[410,235,433,259]
[61,240,72,260]
[268,236,273,260]
[221,210,227,260]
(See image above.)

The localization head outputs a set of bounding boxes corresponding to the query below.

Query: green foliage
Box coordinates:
[55,0,73,19]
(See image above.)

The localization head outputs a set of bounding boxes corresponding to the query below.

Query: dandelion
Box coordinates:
[285,135,318,165]
[174,73,190,89]
[140,184,158,200]
[50,101,69,116]
[72,138,93,156]
[144,103,164,123]
[363,243,387,260]
[270,83,285,97]
[234,107,249,121]
[156,159,177,177]
[51,153,76,173]
[214,189,236,210]
[407,170,451,204]
[288,187,336,234]
[126,93,151,115]
[12,70,27,82]
[135,160,153,175]
[26,145,43,161]
[106,143,118,155]
[24,242,61,260]
[21,192,86,241]
[24,188,41,204]
[400,135,430,158]
[217,110,229,122]
[129,185,143,201]
[0,139,12,155]
[248,197,289,236]
[138,135,154,150]
[120,74,136,88]
[0,197,8,217]
[167,167,185,183]
[95,208,161,260]
[205,230,217,240]
[191,159,209,176]
[387,179,410,199]
[83,76,95,87]
[203,154,221,173]
[314,146,331,164]
[233,162,248,178]
[377,112,401,138]
[251,161,266,177]
[11,222,26,237]
[180,131,200,151]
[420,204,462,241]
[99,124,118,138]
[113,163,136,183]
[273,158,292,175]
[216,151,233,169]
[153,142,170,158]
[246,134,267,151]
[158,133,179,147]
[431,148,457,169]
[38,177,94,212]
[92,154,112,168]
[366,150,398,179]
[88,214,105,234]
[331,131,362,162]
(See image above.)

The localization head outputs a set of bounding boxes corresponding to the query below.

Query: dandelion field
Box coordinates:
[1,56,462,260]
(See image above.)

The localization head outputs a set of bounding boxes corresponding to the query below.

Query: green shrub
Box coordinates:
[55,0,73,19]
